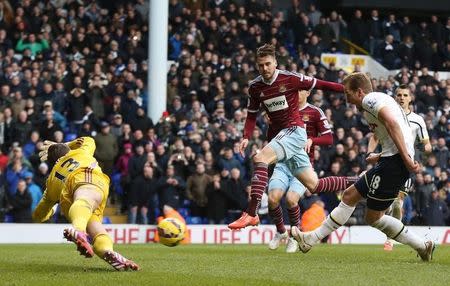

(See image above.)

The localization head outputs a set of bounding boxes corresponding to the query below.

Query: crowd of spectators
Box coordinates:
[0,0,448,226]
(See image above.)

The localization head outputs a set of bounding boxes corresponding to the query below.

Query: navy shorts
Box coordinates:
[354,154,410,211]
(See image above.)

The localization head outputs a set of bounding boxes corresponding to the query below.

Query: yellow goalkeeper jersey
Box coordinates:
[33,137,109,222]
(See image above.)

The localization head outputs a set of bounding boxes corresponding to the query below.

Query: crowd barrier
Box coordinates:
[1,224,449,245]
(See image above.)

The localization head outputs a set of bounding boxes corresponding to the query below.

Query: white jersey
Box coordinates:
[362,92,414,158]
[407,111,429,144]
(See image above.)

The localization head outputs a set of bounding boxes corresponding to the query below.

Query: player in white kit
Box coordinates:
[291,73,435,261]
[366,84,432,251]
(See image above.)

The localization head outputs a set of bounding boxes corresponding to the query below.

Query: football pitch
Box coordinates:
[1,244,449,286]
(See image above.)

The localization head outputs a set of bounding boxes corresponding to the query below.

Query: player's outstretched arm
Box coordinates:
[314,79,344,93]
[66,136,96,155]
[306,133,333,153]
[32,191,57,223]
[378,107,420,173]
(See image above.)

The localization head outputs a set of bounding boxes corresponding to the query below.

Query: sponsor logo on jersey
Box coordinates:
[263,95,289,112]
[279,85,287,93]
[366,98,377,110]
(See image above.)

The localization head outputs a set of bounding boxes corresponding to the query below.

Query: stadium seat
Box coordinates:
[178,208,189,218]
[111,172,123,196]
[186,216,203,225]
[64,133,77,142]
[4,214,14,223]
[103,217,112,224]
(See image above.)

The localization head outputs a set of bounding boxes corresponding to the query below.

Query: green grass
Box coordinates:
[0,244,449,286]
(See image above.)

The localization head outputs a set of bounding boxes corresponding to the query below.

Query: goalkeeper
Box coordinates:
[33,136,139,271]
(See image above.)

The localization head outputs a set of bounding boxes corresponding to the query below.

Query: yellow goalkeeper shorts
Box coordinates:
[60,168,110,223]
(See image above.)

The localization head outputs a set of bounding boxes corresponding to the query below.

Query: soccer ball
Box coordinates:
[157,218,186,247]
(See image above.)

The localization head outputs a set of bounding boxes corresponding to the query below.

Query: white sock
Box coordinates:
[306,201,355,245]
[386,199,402,244]
[372,215,425,251]
[391,198,403,220]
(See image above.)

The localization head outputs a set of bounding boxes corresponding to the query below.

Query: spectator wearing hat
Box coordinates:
[111,113,124,138]
[41,101,67,130]
[94,121,118,182]
[34,162,48,191]
[22,171,42,212]
[7,179,32,223]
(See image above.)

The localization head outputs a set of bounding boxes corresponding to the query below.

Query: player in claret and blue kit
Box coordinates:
[229,43,355,230]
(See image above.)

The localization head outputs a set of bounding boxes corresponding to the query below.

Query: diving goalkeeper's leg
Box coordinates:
[64,185,102,258]
[87,219,140,271]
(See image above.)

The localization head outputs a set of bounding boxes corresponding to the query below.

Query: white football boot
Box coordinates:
[291,226,314,253]
[268,231,288,250]
[417,241,436,262]
[285,237,299,253]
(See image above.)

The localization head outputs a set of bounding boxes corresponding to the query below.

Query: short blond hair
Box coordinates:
[342,72,373,94]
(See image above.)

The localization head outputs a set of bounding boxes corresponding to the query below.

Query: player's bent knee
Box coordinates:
[285,192,300,208]
[340,186,361,206]
[268,191,283,208]
[295,168,318,191]
[365,212,384,226]
[253,145,277,164]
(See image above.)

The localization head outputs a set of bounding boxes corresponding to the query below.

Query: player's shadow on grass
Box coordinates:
[13,261,114,273]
